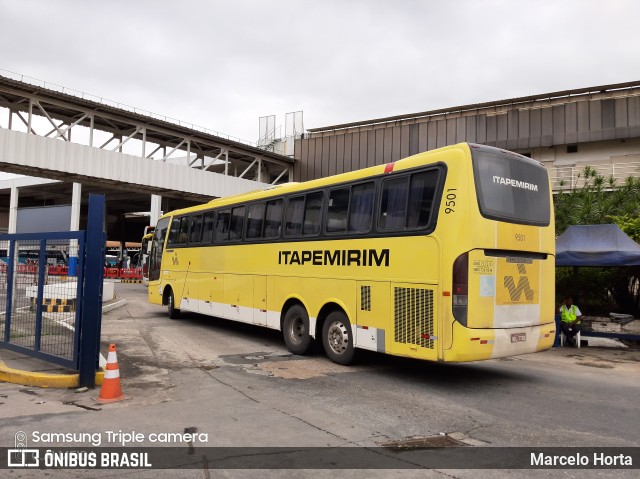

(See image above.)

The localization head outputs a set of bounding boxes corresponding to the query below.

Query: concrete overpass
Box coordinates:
[0,73,294,242]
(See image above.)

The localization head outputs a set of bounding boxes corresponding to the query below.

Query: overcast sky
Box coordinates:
[1,0,640,144]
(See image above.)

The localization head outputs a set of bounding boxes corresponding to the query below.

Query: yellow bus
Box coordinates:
[148,143,555,364]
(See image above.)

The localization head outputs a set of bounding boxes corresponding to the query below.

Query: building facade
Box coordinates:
[294,81,640,190]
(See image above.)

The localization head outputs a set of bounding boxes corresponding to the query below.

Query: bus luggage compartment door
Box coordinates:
[389,283,438,361]
[253,276,267,326]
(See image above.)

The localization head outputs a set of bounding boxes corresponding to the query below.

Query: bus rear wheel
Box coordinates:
[322,311,355,365]
[282,304,312,355]
[166,288,180,319]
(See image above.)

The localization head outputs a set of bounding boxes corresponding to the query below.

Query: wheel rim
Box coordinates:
[168,293,173,312]
[288,316,305,345]
[326,320,349,355]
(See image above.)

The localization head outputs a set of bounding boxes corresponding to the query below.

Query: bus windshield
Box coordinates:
[149,217,170,282]
[472,146,550,226]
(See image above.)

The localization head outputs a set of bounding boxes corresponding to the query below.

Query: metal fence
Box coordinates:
[0,232,85,369]
[549,161,640,191]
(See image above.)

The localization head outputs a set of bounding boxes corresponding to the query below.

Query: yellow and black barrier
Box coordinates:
[30,298,76,312]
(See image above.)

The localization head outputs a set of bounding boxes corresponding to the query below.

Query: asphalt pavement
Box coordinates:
[0,282,639,478]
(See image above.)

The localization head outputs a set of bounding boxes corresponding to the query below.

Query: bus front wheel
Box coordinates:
[282,304,312,355]
[166,288,180,320]
[322,311,355,365]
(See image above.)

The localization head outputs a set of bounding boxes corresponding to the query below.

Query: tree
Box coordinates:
[554,167,640,315]
[554,167,640,235]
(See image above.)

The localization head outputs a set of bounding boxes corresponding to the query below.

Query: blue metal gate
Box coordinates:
[0,194,106,387]
[0,231,85,369]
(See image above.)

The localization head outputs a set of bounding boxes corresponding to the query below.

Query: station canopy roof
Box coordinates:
[556,224,640,266]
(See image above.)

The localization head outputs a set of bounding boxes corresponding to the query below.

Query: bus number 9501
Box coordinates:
[445,189,457,214]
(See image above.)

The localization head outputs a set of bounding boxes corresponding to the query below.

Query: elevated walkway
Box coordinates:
[0,72,295,203]
[0,128,263,201]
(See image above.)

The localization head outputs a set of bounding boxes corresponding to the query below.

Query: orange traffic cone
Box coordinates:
[98,344,124,403]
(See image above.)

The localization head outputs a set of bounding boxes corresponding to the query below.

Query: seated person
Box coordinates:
[559,295,583,346]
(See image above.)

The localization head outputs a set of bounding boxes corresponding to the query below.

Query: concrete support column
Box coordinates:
[8,185,19,234]
[150,194,162,227]
[70,183,82,231]
[69,182,82,276]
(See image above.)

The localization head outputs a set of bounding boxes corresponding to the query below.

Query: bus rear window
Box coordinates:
[472,147,550,226]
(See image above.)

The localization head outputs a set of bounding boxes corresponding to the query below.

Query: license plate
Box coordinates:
[511,333,526,343]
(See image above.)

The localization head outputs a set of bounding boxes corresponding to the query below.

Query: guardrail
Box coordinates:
[103,267,143,280]
[549,161,640,191]
[1,264,143,280]
[0,68,256,147]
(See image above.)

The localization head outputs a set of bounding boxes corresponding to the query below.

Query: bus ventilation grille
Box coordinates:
[360,285,371,311]
[394,287,434,349]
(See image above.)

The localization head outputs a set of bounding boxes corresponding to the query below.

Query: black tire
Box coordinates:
[166,287,180,319]
[322,310,355,365]
[282,304,312,355]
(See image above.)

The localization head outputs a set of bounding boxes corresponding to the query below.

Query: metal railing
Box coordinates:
[257,125,282,150]
[0,68,257,147]
[548,161,640,191]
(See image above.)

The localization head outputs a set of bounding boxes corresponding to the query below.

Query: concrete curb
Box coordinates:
[0,361,104,389]
[0,299,127,388]
[102,299,127,314]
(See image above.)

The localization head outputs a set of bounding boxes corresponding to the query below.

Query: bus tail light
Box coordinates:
[452,252,468,326]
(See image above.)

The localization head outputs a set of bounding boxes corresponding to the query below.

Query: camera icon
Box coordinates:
[7,431,39,467]
[15,431,28,448]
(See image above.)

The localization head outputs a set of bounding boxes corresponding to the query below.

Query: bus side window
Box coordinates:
[167,217,181,246]
[177,217,189,245]
[246,203,265,239]
[327,188,350,233]
[264,199,283,238]
[285,196,304,236]
[303,192,323,236]
[201,211,216,244]
[215,209,231,242]
[379,177,409,230]
[348,182,375,232]
[229,206,245,241]
[407,171,439,228]
[189,215,203,244]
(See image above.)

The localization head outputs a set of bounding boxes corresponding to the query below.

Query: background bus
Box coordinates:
[148,143,555,364]
[1,245,68,266]
[139,227,154,286]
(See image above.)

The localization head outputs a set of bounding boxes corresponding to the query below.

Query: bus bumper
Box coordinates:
[443,321,556,362]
